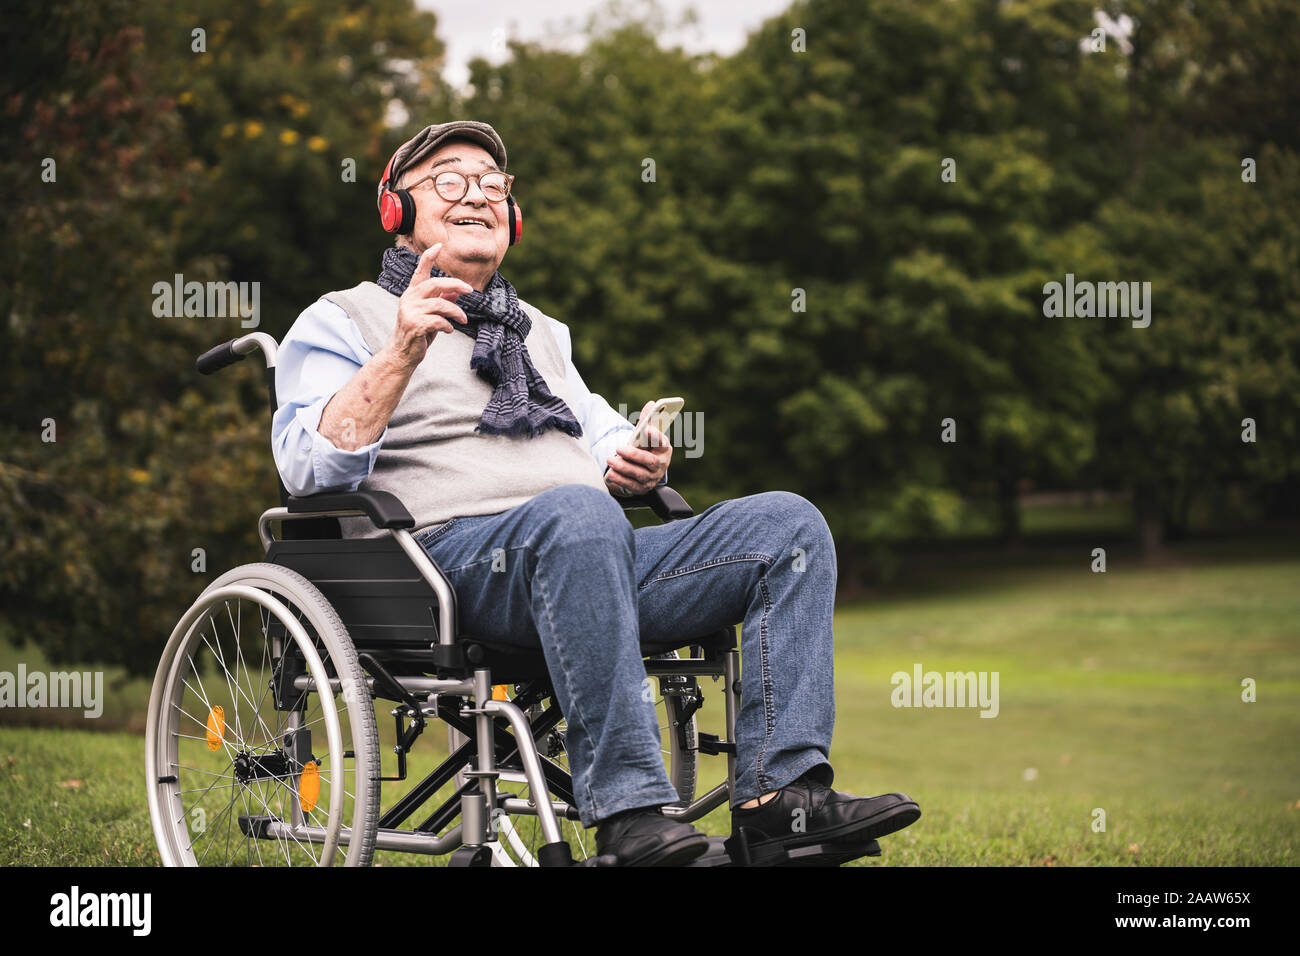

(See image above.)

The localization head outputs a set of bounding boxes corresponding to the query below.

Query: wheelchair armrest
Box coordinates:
[286,490,416,529]
[615,484,694,521]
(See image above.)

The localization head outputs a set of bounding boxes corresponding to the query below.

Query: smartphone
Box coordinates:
[630,397,684,449]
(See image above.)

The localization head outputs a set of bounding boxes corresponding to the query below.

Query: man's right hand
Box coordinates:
[386,243,474,368]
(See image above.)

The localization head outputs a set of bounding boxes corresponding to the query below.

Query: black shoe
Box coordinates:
[728,772,920,864]
[594,806,710,866]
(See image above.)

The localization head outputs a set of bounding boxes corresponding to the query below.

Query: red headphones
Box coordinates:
[377,147,522,245]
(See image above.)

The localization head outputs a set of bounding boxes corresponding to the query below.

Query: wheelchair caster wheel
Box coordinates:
[449,845,495,867]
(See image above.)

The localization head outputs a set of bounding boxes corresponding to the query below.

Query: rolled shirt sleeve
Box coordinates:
[271,299,387,497]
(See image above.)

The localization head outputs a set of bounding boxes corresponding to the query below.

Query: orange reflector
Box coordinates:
[299,761,320,814]
[205,705,225,751]
[492,684,509,701]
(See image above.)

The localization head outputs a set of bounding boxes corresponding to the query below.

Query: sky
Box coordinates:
[420,0,794,89]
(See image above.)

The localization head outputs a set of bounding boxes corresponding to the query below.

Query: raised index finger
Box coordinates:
[418,242,443,278]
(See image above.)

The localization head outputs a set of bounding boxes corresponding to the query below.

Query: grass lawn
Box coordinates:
[2,540,1297,866]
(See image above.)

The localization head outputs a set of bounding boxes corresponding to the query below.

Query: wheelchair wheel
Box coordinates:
[487,649,699,866]
[146,563,380,866]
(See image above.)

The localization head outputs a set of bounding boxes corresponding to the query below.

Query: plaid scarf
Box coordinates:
[377,247,582,440]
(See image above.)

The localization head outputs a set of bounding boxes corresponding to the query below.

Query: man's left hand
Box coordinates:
[605,400,672,497]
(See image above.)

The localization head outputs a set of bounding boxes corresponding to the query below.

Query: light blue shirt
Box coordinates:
[271,298,645,497]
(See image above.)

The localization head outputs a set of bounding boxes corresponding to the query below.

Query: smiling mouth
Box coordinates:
[448,218,493,229]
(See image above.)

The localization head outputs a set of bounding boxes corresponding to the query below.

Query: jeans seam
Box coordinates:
[415,517,460,549]
[437,544,535,577]
[638,552,773,591]
[754,571,777,792]
[438,556,500,576]
[529,545,597,819]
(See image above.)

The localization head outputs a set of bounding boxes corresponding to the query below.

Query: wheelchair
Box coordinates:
[145,332,882,867]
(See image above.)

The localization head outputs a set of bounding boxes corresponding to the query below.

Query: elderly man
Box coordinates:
[272,120,920,866]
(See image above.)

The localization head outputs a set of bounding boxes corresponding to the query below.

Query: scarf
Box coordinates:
[377,246,582,440]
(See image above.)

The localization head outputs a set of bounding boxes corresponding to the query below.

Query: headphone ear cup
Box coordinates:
[379,188,416,234]
[395,189,415,235]
[508,196,523,246]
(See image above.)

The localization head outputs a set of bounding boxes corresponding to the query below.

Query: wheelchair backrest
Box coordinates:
[267,536,442,658]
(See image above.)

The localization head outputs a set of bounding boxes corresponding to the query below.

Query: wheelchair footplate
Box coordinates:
[576,833,882,867]
[707,829,883,867]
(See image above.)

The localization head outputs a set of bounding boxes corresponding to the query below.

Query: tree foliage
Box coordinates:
[1,0,1296,671]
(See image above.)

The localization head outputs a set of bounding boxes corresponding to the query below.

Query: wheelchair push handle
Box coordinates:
[196,333,279,374]
[196,340,243,375]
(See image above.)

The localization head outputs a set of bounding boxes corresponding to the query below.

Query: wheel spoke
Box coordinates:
[207,607,280,750]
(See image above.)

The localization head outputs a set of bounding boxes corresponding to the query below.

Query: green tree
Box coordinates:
[0,0,453,673]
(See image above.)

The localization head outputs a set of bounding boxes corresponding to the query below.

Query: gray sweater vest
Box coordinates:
[321,281,607,539]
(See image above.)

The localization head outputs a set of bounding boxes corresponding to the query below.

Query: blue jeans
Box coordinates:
[416,484,837,826]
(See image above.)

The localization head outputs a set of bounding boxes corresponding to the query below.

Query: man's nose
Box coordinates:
[461,178,489,204]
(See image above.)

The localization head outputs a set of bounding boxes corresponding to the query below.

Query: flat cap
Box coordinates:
[384,120,508,195]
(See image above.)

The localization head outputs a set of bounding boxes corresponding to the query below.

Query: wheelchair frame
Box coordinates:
[147,331,743,867]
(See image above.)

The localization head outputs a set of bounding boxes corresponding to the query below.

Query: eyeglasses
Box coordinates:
[407,170,514,203]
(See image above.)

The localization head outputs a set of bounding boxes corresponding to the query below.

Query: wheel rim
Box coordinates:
[147,584,352,866]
